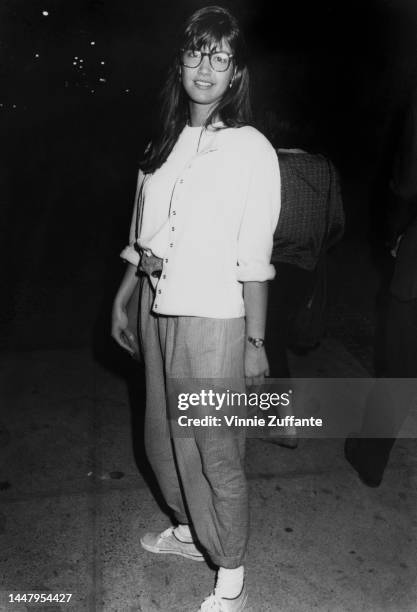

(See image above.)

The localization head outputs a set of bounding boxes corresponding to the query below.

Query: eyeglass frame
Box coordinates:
[180,48,235,72]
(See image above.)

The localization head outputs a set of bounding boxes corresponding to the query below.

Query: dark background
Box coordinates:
[1,0,417,353]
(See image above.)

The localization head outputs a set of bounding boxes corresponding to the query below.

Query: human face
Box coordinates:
[180,39,235,124]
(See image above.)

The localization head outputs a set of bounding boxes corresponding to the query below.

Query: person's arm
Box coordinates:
[236,137,281,384]
[112,168,145,355]
[111,263,140,355]
[119,169,144,267]
[243,280,269,386]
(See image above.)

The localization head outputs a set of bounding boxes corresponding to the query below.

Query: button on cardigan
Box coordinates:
[120,124,281,318]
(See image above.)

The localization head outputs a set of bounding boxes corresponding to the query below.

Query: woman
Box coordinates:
[112,6,280,610]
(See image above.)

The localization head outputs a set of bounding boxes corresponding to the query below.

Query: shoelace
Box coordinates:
[160,526,195,545]
[200,593,226,611]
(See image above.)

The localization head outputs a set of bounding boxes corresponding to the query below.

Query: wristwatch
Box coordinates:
[247,336,265,349]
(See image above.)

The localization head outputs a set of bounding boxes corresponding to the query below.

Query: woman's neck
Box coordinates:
[188,102,218,127]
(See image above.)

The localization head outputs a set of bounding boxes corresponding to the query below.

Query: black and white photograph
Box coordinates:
[1,1,417,610]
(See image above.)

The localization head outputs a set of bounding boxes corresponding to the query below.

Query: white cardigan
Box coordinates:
[120,124,281,318]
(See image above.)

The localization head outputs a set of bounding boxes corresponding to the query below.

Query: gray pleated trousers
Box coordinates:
[139,276,248,568]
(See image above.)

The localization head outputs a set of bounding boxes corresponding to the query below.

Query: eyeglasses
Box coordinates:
[180,49,234,72]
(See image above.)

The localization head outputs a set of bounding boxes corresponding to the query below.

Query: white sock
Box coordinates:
[173,523,193,543]
[216,566,244,598]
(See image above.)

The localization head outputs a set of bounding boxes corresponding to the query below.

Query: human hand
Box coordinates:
[111,302,139,357]
[244,344,269,387]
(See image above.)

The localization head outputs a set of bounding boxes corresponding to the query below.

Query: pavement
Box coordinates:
[1,337,416,612]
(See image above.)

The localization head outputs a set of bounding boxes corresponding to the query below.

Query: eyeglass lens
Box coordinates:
[181,50,231,72]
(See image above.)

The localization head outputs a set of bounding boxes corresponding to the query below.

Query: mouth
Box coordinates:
[194,80,214,89]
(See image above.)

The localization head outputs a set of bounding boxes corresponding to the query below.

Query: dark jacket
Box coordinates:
[272,150,345,271]
[389,86,417,301]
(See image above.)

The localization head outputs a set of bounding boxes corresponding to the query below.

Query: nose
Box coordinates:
[197,54,212,75]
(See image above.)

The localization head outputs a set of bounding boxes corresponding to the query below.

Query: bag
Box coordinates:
[288,255,327,352]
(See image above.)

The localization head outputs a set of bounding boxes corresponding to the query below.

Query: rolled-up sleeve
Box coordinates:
[120,169,144,266]
[236,143,281,282]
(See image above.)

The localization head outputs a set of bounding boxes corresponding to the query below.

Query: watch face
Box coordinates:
[249,337,264,348]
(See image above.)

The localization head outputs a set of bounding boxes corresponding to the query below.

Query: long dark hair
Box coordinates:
[141,5,252,174]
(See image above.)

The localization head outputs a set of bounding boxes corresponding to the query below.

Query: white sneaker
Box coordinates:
[199,583,248,611]
[140,526,204,561]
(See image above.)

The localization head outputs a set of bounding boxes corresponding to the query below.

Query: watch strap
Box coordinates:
[247,336,265,348]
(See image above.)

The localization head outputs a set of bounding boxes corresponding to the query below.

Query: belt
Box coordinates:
[138,250,163,279]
